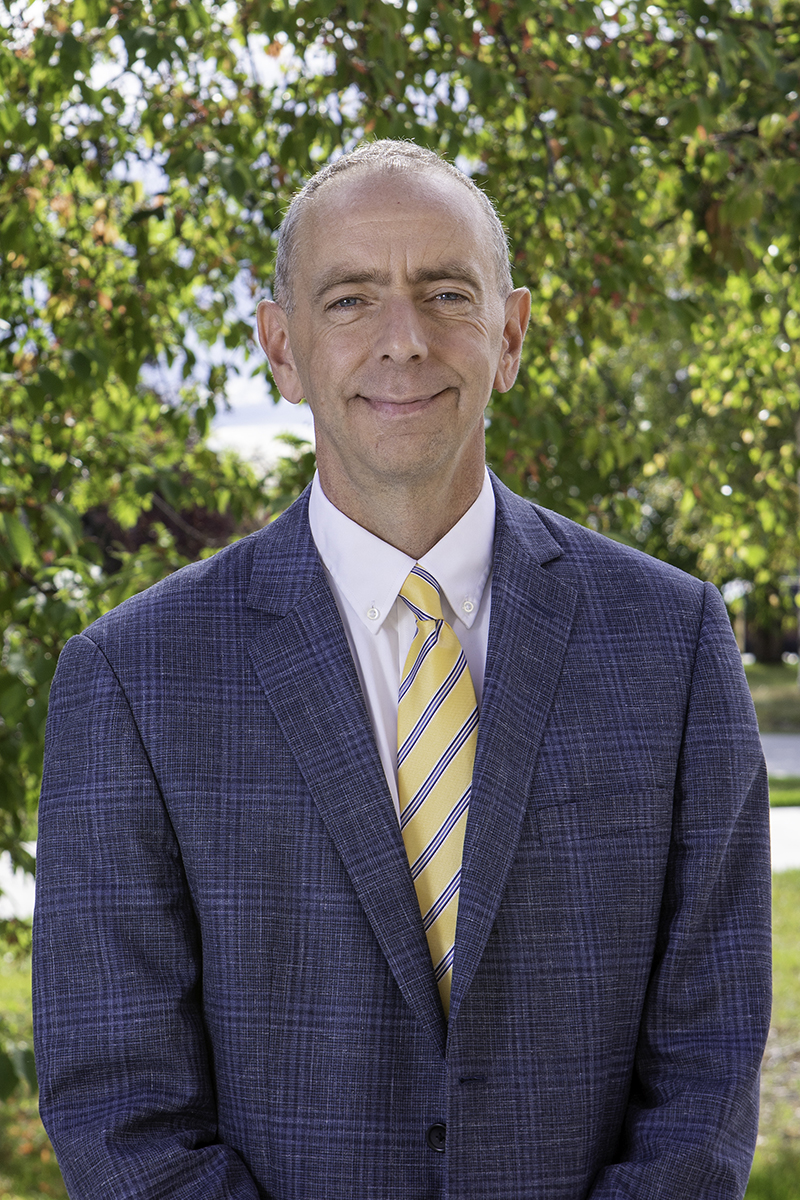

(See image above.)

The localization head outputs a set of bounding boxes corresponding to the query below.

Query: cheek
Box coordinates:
[433,322,496,361]
[310,329,368,372]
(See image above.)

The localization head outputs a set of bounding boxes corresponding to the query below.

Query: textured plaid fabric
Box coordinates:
[398,566,478,1017]
[33,474,771,1200]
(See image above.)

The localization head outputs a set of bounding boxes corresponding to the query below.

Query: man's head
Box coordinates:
[273,140,514,313]
[257,140,530,541]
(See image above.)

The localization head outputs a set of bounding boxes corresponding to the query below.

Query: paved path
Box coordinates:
[761,733,800,778]
[761,736,800,872]
[770,808,800,873]
[3,738,800,917]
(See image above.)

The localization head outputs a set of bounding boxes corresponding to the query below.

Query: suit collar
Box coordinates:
[488,469,564,568]
[245,470,565,611]
[246,486,321,616]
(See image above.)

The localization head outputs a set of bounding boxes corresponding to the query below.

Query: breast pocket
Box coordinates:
[534,789,674,846]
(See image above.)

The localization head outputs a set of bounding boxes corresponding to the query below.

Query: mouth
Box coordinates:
[360,389,451,415]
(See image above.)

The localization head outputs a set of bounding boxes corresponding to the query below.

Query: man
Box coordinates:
[33,140,771,1199]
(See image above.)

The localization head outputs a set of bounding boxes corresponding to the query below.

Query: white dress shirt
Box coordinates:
[309,470,496,820]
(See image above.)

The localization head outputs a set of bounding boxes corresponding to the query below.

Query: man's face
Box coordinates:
[258,169,529,501]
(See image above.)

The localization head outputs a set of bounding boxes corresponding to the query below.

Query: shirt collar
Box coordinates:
[309,470,495,635]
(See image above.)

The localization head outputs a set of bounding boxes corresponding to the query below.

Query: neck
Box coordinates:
[316,456,486,559]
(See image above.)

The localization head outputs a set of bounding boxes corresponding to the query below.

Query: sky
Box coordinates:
[207,363,315,471]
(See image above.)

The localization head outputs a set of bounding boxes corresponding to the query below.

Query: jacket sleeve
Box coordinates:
[32,633,264,1200]
[588,582,772,1199]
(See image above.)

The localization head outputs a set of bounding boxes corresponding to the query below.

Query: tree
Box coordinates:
[2,0,799,884]
[0,0,273,868]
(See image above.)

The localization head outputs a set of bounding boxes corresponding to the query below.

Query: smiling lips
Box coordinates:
[361,388,452,413]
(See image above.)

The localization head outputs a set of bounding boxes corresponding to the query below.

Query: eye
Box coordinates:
[328,295,362,310]
[434,290,469,304]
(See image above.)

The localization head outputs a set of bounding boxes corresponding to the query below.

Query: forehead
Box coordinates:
[296,169,494,286]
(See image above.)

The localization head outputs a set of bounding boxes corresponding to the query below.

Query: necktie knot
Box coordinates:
[399,565,444,623]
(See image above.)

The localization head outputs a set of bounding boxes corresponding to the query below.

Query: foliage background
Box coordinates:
[1,0,799,1099]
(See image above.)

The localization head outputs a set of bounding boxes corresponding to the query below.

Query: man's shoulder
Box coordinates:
[80,490,314,649]
[538,504,703,594]
[493,479,707,605]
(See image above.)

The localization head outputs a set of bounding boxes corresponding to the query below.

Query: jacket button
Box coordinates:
[426,1123,446,1152]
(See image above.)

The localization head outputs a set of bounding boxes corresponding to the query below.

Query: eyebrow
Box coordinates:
[312,262,485,302]
[313,269,390,302]
[408,263,484,292]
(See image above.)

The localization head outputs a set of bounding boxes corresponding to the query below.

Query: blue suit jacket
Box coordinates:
[33,476,771,1200]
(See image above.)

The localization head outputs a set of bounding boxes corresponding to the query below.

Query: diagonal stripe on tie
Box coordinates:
[397,565,478,1019]
[411,564,441,593]
[434,946,455,983]
[398,653,469,767]
[399,710,479,829]
[422,869,461,930]
[398,626,441,701]
[409,786,471,880]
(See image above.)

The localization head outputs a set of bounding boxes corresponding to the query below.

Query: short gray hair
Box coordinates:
[273,139,513,312]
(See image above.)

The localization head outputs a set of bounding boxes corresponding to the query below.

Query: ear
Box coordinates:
[493,288,531,393]
[256,300,304,404]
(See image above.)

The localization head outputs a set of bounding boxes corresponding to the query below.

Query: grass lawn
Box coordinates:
[769,779,800,807]
[745,662,800,734]
[0,874,798,1195]
[744,660,800,804]
[0,928,66,1199]
[745,869,800,1198]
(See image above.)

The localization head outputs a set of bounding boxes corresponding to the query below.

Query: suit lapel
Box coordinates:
[449,481,578,1024]
[246,496,446,1055]
[244,482,578,1046]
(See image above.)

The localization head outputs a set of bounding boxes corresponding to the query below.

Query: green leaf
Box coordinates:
[700,151,731,184]
[758,113,788,144]
[0,514,36,569]
[672,101,700,138]
[764,160,800,201]
[0,677,30,725]
[70,350,92,381]
[37,368,63,399]
[218,158,248,201]
[11,1045,37,1094]
[714,33,740,87]
[739,543,768,568]
[720,184,763,227]
[58,31,82,77]
[43,503,82,553]
[0,1049,18,1101]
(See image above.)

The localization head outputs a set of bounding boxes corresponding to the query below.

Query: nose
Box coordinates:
[373,297,428,363]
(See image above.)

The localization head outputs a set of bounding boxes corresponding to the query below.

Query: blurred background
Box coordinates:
[1,0,799,1194]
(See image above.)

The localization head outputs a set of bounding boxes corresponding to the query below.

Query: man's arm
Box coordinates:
[33,634,263,1200]
[589,582,772,1199]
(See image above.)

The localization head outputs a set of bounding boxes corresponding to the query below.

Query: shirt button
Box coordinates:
[426,1123,446,1152]
[367,606,380,621]
[462,599,475,615]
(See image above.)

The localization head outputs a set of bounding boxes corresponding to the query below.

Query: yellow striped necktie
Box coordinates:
[397,565,478,1018]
